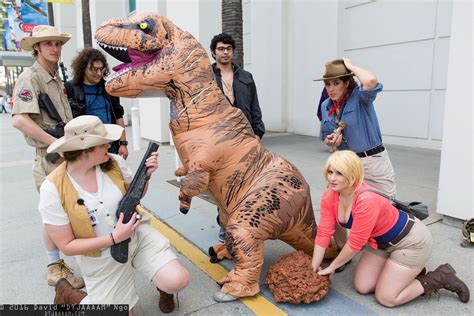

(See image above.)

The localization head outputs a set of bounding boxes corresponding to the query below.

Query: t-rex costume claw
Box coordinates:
[95,13,336,298]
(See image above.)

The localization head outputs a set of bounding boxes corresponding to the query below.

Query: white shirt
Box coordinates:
[38,154,133,238]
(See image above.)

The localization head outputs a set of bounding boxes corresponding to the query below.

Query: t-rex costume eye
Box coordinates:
[139,22,148,31]
[95,13,338,299]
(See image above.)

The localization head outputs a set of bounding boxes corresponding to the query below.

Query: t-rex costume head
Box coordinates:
[96,14,335,298]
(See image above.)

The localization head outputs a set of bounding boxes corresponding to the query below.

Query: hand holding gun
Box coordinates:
[326,121,346,152]
[111,142,159,263]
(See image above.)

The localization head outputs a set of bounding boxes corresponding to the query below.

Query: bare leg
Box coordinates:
[353,250,387,294]
[151,259,189,294]
[374,260,424,307]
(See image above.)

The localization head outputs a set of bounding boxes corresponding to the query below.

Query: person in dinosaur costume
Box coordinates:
[95,13,336,302]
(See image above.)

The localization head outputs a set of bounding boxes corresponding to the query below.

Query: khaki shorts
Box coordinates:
[365,218,432,269]
[33,150,63,191]
[362,149,397,196]
[77,223,177,307]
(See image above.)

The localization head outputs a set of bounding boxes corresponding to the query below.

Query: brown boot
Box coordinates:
[48,259,85,289]
[54,278,87,304]
[416,264,470,303]
[417,267,427,277]
[157,288,175,313]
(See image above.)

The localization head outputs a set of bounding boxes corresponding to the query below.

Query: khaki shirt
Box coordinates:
[12,61,73,148]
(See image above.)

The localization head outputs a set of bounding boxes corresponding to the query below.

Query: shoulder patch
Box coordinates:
[18,89,33,102]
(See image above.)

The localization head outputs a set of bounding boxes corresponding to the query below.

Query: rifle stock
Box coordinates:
[111,142,159,263]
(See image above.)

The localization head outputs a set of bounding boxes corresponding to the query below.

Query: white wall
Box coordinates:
[437,0,473,220]
[337,0,452,149]
[247,0,285,131]
[288,0,339,136]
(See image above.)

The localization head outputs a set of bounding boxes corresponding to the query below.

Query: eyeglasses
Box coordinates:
[89,66,106,74]
[216,46,233,53]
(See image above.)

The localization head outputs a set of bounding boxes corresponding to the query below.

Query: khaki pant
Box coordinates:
[33,148,63,191]
[362,149,397,196]
[366,218,433,269]
[77,223,177,307]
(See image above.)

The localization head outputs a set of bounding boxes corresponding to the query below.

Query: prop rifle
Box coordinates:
[59,62,68,84]
[60,62,85,117]
[38,91,65,163]
[111,142,160,263]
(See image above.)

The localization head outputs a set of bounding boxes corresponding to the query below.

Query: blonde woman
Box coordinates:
[311,150,469,307]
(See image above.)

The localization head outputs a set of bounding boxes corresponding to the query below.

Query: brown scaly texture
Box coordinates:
[95,13,337,298]
[266,251,330,304]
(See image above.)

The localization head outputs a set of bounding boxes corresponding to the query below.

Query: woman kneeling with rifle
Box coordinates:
[38,115,189,314]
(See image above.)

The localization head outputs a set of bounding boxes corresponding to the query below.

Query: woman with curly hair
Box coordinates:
[67,48,129,159]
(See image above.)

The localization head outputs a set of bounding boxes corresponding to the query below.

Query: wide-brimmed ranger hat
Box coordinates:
[47,115,123,154]
[20,25,71,51]
[313,59,354,81]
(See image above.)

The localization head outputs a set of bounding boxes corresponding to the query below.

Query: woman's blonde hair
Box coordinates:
[323,150,364,190]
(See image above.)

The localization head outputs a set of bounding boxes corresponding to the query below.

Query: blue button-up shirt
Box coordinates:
[320,83,383,153]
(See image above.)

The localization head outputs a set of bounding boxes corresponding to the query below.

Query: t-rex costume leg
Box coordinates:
[95,14,336,298]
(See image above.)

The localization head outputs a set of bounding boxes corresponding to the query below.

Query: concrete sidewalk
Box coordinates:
[0,114,472,315]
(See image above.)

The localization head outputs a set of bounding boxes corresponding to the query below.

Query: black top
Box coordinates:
[212,62,265,139]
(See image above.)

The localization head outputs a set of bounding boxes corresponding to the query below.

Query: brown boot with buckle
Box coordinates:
[48,259,85,289]
[54,278,87,304]
[416,264,470,303]
[157,288,175,313]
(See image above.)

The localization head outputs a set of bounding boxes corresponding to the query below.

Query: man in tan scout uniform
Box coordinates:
[12,25,84,289]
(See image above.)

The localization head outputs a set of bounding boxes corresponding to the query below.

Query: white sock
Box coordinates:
[47,250,60,264]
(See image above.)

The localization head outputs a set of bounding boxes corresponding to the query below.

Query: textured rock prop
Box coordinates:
[266,251,330,304]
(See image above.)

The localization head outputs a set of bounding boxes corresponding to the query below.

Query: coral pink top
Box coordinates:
[315,183,399,252]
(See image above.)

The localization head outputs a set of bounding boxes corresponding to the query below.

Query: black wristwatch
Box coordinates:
[119,140,128,146]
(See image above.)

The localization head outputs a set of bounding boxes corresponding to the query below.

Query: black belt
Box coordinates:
[377,214,415,250]
[356,144,385,158]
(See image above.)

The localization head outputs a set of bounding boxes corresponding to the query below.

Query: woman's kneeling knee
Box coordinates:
[375,291,397,308]
[354,283,374,295]
[153,261,189,294]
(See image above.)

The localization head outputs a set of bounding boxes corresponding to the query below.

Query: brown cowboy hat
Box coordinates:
[313,59,353,81]
[20,25,71,51]
[47,116,123,154]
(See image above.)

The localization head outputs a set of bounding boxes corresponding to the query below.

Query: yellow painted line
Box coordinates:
[138,205,287,316]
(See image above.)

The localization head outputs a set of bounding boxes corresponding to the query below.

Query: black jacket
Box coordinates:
[212,62,265,139]
[65,79,124,123]
[65,79,124,154]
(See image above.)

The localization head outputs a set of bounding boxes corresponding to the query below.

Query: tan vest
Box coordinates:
[47,156,126,257]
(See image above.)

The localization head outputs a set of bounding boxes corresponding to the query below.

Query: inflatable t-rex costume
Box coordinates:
[95,14,336,298]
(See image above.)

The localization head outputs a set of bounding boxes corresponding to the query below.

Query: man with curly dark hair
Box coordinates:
[67,48,129,159]
[210,33,265,139]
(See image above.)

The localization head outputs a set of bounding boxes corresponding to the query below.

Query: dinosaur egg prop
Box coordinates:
[266,251,330,304]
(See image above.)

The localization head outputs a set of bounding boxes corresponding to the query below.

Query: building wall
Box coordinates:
[243,0,452,150]
[437,0,473,221]
[336,0,452,150]
[51,0,455,148]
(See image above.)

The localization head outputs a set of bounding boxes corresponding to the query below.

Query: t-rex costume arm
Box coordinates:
[95,14,336,298]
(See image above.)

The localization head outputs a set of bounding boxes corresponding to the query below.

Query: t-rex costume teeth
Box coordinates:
[95,13,336,298]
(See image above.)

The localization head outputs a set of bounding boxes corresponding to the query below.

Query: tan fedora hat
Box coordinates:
[47,115,123,154]
[313,59,353,81]
[20,25,71,51]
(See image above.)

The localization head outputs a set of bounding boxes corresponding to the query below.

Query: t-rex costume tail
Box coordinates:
[95,14,336,298]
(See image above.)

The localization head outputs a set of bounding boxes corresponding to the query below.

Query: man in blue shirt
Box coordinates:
[67,48,129,159]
